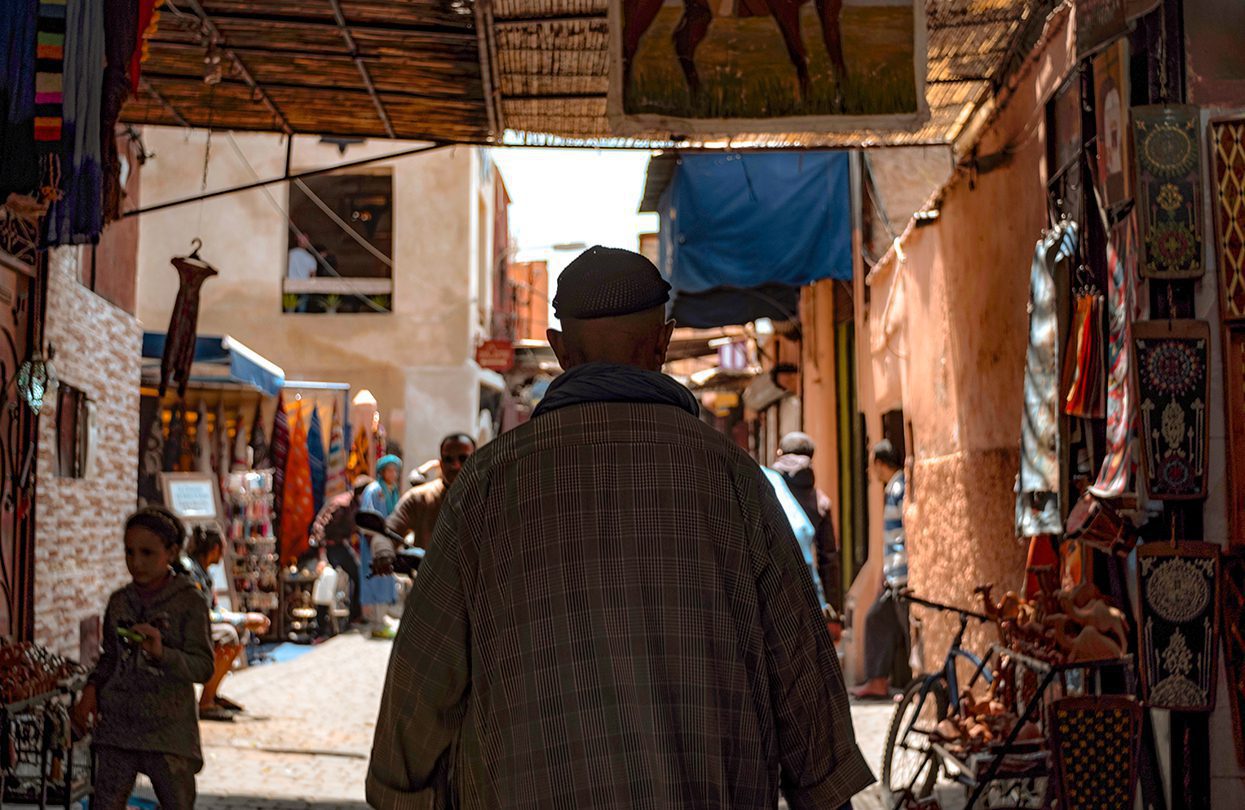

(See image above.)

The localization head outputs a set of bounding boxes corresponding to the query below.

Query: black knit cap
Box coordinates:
[552,246,671,320]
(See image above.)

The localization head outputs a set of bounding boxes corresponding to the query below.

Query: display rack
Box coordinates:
[0,677,92,809]
[223,470,281,639]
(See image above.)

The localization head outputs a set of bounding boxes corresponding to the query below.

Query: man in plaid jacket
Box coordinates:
[367,247,873,810]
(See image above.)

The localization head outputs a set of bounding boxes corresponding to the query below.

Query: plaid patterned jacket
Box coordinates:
[366,400,874,809]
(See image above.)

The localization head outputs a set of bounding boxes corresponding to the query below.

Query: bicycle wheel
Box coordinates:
[881,676,949,806]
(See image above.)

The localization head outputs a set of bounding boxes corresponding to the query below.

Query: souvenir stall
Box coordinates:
[138,334,354,643]
[139,331,288,640]
[0,643,91,807]
[934,2,1239,807]
[275,381,352,643]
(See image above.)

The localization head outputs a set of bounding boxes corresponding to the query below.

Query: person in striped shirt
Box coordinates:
[851,440,909,700]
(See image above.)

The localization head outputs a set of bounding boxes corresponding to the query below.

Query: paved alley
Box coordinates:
[140,634,964,810]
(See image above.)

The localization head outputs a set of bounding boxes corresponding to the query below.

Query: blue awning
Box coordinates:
[142,332,285,396]
[649,152,851,328]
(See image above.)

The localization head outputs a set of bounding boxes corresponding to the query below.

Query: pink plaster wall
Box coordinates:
[856,10,1076,670]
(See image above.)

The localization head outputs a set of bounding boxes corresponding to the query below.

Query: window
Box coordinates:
[284,171,393,314]
[56,384,92,479]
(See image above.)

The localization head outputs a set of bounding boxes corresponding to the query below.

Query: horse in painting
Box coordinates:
[622,0,847,100]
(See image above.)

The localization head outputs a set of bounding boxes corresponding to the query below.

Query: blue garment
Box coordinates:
[307,407,327,516]
[46,0,104,245]
[0,0,38,198]
[359,480,401,605]
[533,362,700,419]
[763,467,828,607]
[882,471,907,587]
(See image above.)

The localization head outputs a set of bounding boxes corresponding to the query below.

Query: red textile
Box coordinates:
[280,404,314,565]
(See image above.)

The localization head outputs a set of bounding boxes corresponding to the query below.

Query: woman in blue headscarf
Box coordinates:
[358,454,402,638]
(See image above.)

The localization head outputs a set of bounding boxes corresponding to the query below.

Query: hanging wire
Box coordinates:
[195,82,216,241]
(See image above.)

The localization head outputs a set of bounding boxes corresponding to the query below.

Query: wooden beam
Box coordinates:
[182,0,295,134]
[326,0,395,138]
[493,14,608,27]
[139,77,191,127]
[174,9,476,40]
[140,72,478,104]
[150,39,384,62]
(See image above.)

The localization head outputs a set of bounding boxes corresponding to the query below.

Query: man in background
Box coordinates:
[382,433,476,552]
[286,233,317,312]
[852,439,909,699]
[772,431,840,611]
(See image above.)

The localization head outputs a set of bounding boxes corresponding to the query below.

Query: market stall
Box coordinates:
[138,333,353,643]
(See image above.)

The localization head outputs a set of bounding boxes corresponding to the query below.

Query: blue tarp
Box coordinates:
[657,152,852,296]
[142,332,285,396]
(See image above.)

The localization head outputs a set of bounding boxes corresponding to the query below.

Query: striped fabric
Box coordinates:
[34,0,65,146]
[881,471,907,587]
[368,400,874,810]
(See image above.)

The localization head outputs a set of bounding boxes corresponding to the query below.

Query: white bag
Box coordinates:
[313,566,338,606]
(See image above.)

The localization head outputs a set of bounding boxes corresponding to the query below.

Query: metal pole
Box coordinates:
[123,142,448,218]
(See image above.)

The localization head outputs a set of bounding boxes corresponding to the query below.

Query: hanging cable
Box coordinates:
[223,133,390,314]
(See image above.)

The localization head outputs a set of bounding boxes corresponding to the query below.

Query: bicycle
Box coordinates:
[879,587,996,807]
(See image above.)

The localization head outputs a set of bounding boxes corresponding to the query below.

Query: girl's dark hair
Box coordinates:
[125,506,186,550]
[187,524,224,559]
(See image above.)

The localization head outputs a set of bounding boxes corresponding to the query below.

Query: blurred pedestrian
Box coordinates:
[852,440,910,699]
[359,455,402,639]
[309,475,373,624]
[373,434,475,568]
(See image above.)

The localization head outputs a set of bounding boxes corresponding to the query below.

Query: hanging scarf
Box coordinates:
[532,362,700,419]
[249,397,268,467]
[129,0,160,89]
[34,0,65,150]
[213,398,229,493]
[1091,217,1141,497]
[231,408,249,470]
[347,424,370,482]
[372,417,388,468]
[163,400,186,472]
[137,395,163,503]
[280,404,314,565]
[100,0,138,222]
[307,404,327,516]
[324,402,348,498]
[270,391,290,539]
[194,398,211,473]
[45,0,104,245]
[0,0,39,199]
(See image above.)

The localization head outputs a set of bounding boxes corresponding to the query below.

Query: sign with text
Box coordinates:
[476,339,515,372]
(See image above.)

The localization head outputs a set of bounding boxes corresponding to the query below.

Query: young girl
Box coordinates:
[72,506,214,809]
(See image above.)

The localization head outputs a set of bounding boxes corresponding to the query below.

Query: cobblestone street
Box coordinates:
[134,634,963,809]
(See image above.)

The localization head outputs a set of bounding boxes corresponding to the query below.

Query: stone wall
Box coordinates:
[906,447,1028,664]
[33,248,142,659]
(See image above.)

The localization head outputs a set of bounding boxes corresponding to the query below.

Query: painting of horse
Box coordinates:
[613,0,923,129]
[624,0,846,100]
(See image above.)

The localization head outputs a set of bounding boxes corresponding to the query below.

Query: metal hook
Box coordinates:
[189,238,203,259]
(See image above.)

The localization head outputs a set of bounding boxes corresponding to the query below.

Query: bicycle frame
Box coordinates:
[890,591,996,807]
